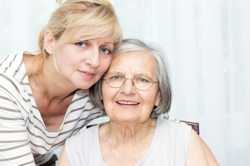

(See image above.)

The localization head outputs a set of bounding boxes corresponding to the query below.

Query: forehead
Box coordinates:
[109,51,157,75]
[60,26,116,43]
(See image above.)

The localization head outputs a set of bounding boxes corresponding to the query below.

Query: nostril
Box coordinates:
[84,48,100,67]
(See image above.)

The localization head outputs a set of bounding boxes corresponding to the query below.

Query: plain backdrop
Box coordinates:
[0,0,249,165]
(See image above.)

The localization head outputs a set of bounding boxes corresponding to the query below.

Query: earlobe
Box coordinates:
[155,91,161,106]
[43,31,56,55]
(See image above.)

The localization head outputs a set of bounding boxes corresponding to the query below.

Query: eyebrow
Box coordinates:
[106,72,153,78]
[106,71,124,75]
[100,42,114,46]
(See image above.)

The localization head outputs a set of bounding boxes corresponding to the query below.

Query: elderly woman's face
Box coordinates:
[102,51,160,124]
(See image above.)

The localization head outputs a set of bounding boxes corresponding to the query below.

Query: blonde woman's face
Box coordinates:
[51,34,114,90]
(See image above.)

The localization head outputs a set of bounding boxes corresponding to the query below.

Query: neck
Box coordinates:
[29,54,78,101]
[104,119,156,144]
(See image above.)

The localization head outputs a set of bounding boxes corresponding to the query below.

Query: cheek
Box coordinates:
[56,48,74,66]
[99,57,112,73]
[57,55,77,74]
[56,43,82,61]
[102,85,116,107]
[141,92,159,108]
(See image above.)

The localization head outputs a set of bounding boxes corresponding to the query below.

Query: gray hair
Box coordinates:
[89,39,172,117]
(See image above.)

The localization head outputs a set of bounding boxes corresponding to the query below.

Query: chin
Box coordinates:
[74,79,96,89]
[112,116,143,124]
[72,76,98,89]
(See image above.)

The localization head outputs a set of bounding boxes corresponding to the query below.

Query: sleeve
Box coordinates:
[176,122,192,162]
[0,86,35,165]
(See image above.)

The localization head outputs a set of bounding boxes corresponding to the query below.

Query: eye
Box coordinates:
[136,77,150,83]
[108,74,124,81]
[74,40,88,48]
[134,75,152,84]
[99,46,113,56]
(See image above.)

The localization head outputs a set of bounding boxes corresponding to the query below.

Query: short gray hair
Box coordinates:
[89,39,172,117]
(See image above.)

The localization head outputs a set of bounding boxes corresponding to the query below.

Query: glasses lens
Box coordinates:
[134,75,153,90]
[104,73,157,90]
[106,74,125,88]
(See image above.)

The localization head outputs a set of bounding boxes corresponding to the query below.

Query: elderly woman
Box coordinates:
[59,39,218,166]
[0,0,122,165]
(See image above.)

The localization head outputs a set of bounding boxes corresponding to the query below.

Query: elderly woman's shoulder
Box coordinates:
[157,115,219,165]
[157,116,192,144]
[157,115,191,130]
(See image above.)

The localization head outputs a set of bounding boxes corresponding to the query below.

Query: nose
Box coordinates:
[85,46,100,68]
[120,79,135,94]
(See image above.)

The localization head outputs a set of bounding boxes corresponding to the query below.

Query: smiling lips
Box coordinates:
[116,100,139,106]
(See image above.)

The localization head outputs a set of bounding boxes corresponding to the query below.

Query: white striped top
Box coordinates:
[0,53,103,166]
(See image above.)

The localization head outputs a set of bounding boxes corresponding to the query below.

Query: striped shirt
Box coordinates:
[0,53,103,166]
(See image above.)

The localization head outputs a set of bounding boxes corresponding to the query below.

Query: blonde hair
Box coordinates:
[39,0,122,56]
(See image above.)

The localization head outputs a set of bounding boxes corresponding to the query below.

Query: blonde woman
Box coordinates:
[0,0,122,165]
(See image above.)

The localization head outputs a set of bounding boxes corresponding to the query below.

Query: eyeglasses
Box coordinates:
[103,73,158,90]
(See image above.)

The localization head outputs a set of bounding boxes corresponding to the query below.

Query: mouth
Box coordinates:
[78,70,96,80]
[116,100,140,106]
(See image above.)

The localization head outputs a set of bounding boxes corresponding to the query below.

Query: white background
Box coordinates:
[0,0,249,165]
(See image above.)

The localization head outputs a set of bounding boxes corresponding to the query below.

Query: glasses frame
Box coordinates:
[103,73,158,91]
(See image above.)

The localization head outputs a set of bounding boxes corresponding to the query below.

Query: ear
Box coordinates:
[43,31,56,55]
[155,91,161,106]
